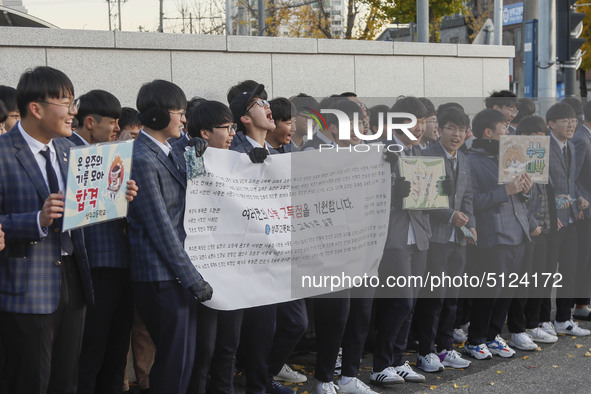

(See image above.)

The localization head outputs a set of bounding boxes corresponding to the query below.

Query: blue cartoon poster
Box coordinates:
[63,140,133,231]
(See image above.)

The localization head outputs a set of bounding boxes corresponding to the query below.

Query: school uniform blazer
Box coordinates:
[468,147,536,248]
[69,134,130,269]
[0,127,93,314]
[423,142,475,245]
[548,137,579,226]
[385,144,432,251]
[127,132,202,287]
[573,125,591,219]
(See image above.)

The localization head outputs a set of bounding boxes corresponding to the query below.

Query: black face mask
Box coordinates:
[472,138,500,156]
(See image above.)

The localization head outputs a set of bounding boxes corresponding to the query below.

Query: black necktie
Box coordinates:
[449,157,457,183]
[563,145,571,175]
[40,147,73,254]
[168,151,179,170]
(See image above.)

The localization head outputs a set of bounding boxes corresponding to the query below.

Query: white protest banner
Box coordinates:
[184,147,390,310]
[498,135,550,184]
[63,140,133,231]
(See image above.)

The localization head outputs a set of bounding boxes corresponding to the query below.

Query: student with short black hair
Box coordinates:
[0,85,19,132]
[542,102,590,336]
[464,109,539,360]
[290,93,320,149]
[485,90,518,134]
[418,97,438,150]
[511,98,536,128]
[128,79,212,394]
[267,97,298,153]
[119,107,142,139]
[69,89,136,394]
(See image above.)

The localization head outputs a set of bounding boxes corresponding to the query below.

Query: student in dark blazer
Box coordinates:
[414,107,474,372]
[543,103,590,336]
[372,97,433,385]
[571,101,591,320]
[69,89,136,394]
[0,66,93,393]
[128,80,212,394]
[464,109,539,360]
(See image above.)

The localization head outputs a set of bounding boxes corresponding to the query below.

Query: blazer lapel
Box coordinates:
[12,130,50,201]
[139,133,185,188]
[550,138,567,173]
[54,140,71,189]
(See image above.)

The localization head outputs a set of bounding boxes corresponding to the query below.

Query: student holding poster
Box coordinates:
[69,89,136,394]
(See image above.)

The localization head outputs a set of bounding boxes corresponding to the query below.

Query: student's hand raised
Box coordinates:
[505,176,523,196]
[39,191,65,228]
[249,148,268,164]
[189,278,213,302]
[521,173,533,194]
[189,137,208,158]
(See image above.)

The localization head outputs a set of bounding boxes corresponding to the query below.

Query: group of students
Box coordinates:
[0,66,590,394]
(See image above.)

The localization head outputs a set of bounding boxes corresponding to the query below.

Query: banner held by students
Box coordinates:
[184,148,391,310]
[63,140,133,231]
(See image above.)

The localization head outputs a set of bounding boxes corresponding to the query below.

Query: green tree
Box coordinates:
[358,0,465,42]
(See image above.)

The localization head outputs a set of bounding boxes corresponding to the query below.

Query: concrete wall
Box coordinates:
[0,27,515,107]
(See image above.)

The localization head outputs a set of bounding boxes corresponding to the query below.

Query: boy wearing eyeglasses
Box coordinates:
[128,80,212,394]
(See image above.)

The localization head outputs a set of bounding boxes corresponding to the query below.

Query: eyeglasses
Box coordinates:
[443,125,467,134]
[7,113,20,119]
[168,110,187,118]
[212,123,238,134]
[246,99,269,113]
[556,118,578,126]
[37,98,80,113]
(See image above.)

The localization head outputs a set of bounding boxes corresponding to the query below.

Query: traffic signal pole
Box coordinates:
[538,0,556,109]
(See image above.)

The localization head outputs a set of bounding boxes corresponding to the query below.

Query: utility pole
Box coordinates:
[226,0,232,35]
[494,0,503,45]
[416,0,428,42]
[117,0,122,30]
[106,0,112,31]
[190,12,193,34]
[538,0,556,113]
[181,7,185,33]
[158,0,164,32]
[257,0,265,36]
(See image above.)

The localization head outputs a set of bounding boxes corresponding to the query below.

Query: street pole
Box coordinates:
[117,0,122,30]
[226,0,232,35]
[106,0,112,31]
[416,0,428,42]
[494,0,503,45]
[158,0,164,32]
[258,0,265,36]
[538,0,556,112]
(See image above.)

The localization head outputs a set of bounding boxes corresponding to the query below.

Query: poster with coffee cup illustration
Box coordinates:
[498,135,550,184]
[63,140,133,230]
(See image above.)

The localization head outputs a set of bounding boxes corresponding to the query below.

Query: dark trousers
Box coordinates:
[239,304,277,394]
[77,268,134,394]
[374,246,427,370]
[541,224,578,322]
[416,242,466,355]
[0,256,86,394]
[468,243,525,345]
[269,299,308,376]
[575,220,591,305]
[133,280,197,394]
[189,304,243,394]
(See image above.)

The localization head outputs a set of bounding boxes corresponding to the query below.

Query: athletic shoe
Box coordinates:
[460,322,470,332]
[274,364,307,383]
[572,307,591,321]
[539,321,557,336]
[334,347,343,375]
[369,366,404,385]
[486,335,515,358]
[416,353,444,373]
[337,377,378,394]
[453,328,467,343]
[463,342,492,360]
[508,332,538,351]
[270,380,295,394]
[393,361,426,383]
[438,349,471,368]
[316,381,339,394]
[525,327,558,344]
[554,319,591,336]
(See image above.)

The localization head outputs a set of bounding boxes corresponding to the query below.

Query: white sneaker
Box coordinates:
[539,321,557,336]
[316,381,339,394]
[460,322,470,332]
[337,377,378,394]
[438,349,471,368]
[526,327,558,343]
[416,353,444,373]
[369,366,404,385]
[393,361,426,383]
[453,328,467,343]
[274,364,307,383]
[554,319,591,336]
[486,335,515,358]
[463,342,492,360]
[508,332,538,351]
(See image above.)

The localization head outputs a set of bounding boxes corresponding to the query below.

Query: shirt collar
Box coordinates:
[551,132,566,150]
[141,129,172,155]
[246,135,270,152]
[73,131,90,145]
[18,121,54,155]
[392,134,411,155]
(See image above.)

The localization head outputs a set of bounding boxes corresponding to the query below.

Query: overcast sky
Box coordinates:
[23,0,209,32]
